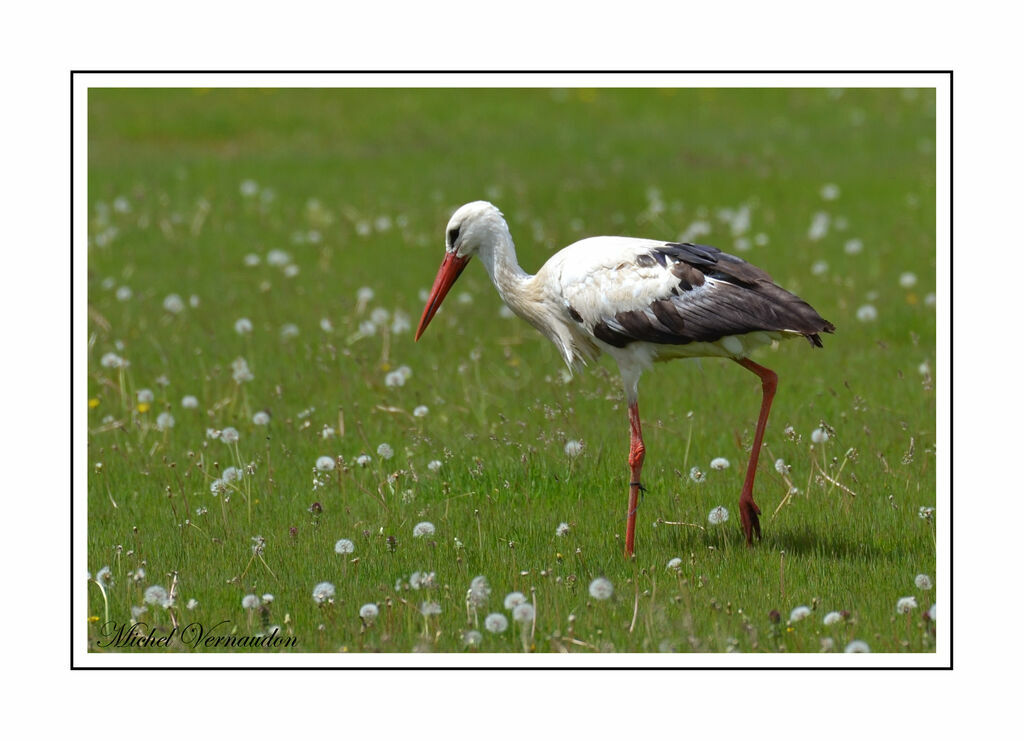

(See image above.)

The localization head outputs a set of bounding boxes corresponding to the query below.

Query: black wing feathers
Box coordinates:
[598,242,835,348]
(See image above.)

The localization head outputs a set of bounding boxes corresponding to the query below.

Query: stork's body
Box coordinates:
[417,202,834,556]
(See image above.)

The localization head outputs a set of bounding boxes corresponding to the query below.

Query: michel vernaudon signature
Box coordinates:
[95,620,298,650]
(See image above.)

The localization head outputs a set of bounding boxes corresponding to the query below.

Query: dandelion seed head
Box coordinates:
[359,603,379,621]
[666,557,683,572]
[555,522,570,537]
[163,294,185,314]
[312,581,336,604]
[181,395,199,409]
[896,596,918,614]
[385,370,405,387]
[100,352,127,368]
[589,577,614,600]
[413,405,429,418]
[156,412,175,430]
[899,272,918,289]
[915,574,933,590]
[242,594,260,610]
[220,427,240,444]
[512,602,535,624]
[252,410,270,425]
[95,566,113,588]
[790,605,812,622]
[707,506,729,525]
[856,304,878,322]
[844,640,871,653]
[355,454,371,467]
[136,389,154,404]
[143,585,169,606]
[116,286,133,301]
[377,443,394,460]
[484,613,509,633]
[221,466,242,483]
[689,466,706,484]
[266,249,291,267]
[468,575,491,607]
[823,611,844,626]
[427,459,442,472]
[412,521,435,538]
[811,427,830,444]
[463,630,483,647]
[420,601,442,617]
[315,456,336,472]
[564,439,583,457]
[710,457,730,471]
[504,592,527,610]
[334,538,355,554]
[234,317,253,335]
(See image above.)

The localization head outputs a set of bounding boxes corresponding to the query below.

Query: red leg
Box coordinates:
[734,357,778,546]
[624,400,645,557]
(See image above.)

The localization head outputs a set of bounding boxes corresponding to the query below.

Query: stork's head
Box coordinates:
[415,201,505,341]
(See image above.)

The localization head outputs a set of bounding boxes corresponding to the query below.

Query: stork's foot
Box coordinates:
[739,497,762,546]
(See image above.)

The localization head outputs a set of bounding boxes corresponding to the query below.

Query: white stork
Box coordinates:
[416,201,834,557]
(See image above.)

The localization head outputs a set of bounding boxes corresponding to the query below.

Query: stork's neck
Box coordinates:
[476,221,533,308]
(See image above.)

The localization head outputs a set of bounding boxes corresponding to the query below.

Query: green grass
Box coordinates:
[86,87,936,653]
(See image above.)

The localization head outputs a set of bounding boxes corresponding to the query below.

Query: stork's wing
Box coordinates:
[555,239,835,349]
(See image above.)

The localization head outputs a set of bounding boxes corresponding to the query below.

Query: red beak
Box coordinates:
[415,252,471,341]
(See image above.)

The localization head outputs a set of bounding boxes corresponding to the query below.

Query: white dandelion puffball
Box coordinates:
[334,538,355,555]
[588,577,614,601]
[101,352,126,368]
[413,405,429,418]
[243,252,261,266]
[512,602,536,624]
[137,388,154,404]
[384,370,405,387]
[790,605,812,622]
[163,293,185,314]
[504,592,527,610]
[811,427,830,444]
[856,304,878,322]
[143,585,169,606]
[355,454,371,467]
[220,427,240,444]
[181,395,199,409]
[315,456,336,472]
[464,630,483,647]
[234,317,253,335]
[420,601,442,617]
[377,443,394,460]
[555,522,570,537]
[319,317,334,332]
[427,459,442,472]
[844,640,871,653]
[820,183,840,201]
[484,613,509,633]
[155,412,175,431]
[899,271,918,289]
[116,285,133,301]
[564,439,583,457]
[707,506,729,526]
[896,596,918,614]
[279,323,299,340]
[312,581,336,604]
[241,594,260,610]
[710,457,730,471]
[666,557,683,572]
[359,603,379,621]
[844,238,863,255]
[356,286,374,304]
[240,179,259,197]
[412,521,436,538]
[252,410,270,425]
[267,249,291,267]
[221,466,242,483]
[689,466,705,484]
[396,365,412,381]
[823,611,844,626]
[469,575,491,606]
[915,574,933,590]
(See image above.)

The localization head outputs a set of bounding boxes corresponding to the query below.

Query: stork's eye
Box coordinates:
[448,226,460,245]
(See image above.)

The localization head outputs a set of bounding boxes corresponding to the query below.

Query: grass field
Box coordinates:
[86,87,937,654]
